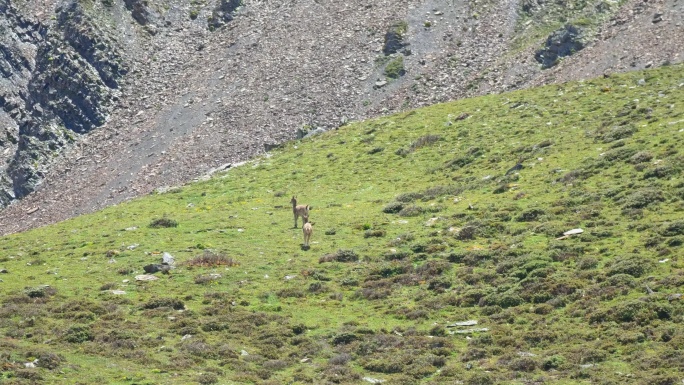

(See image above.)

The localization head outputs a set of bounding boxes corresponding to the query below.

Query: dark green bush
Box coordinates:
[142,298,185,310]
[364,229,386,238]
[395,192,424,202]
[35,352,63,370]
[516,208,546,222]
[660,221,684,236]
[606,255,652,278]
[384,56,405,78]
[602,147,637,162]
[384,250,411,261]
[399,205,425,217]
[509,357,537,372]
[197,373,219,385]
[383,202,404,213]
[620,188,664,209]
[319,249,359,263]
[601,125,636,143]
[629,151,654,164]
[542,354,566,370]
[149,217,178,228]
[64,326,93,343]
[466,372,494,385]
[445,156,474,170]
[643,165,677,179]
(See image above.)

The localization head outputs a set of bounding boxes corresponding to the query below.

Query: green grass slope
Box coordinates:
[1,64,684,385]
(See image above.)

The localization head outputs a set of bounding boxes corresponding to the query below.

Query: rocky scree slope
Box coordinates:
[0,0,682,235]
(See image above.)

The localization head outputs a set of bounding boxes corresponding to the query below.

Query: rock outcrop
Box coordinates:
[535,25,584,69]
[0,0,125,204]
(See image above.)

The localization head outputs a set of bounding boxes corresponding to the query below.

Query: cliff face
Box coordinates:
[0,0,682,234]
[0,0,126,204]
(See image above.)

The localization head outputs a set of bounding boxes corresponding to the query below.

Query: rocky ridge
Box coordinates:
[0,0,682,235]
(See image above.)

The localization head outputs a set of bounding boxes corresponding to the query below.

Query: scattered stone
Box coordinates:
[557,228,584,240]
[110,290,126,295]
[425,217,440,226]
[363,377,386,384]
[304,127,327,139]
[446,320,478,327]
[207,163,232,176]
[241,350,249,356]
[563,228,584,236]
[0,269,7,274]
[451,328,489,334]
[300,357,311,363]
[135,274,159,281]
[181,334,192,341]
[162,252,175,265]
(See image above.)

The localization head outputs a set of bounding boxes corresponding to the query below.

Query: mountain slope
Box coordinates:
[0,0,682,234]
[0,64,683,384]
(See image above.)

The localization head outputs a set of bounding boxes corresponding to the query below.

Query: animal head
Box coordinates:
[291,196,297,205]
[302,215,309,224]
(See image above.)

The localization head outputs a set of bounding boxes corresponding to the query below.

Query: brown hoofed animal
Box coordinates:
[291,196,310,228]
[302,221,313,248]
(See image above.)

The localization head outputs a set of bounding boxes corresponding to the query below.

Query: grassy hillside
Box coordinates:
[1,64,683,385]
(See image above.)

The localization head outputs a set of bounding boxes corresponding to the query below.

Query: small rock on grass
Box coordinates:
[446,320,478,327]
[135,274,159,281]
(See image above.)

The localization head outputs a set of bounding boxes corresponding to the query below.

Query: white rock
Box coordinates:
[135,274,159,281]
[447,320,478,327]
[563,228,584,236]
[162,252,175,265]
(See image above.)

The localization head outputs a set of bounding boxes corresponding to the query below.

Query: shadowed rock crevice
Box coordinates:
[208,0,241,30]
[535,25,584,69]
